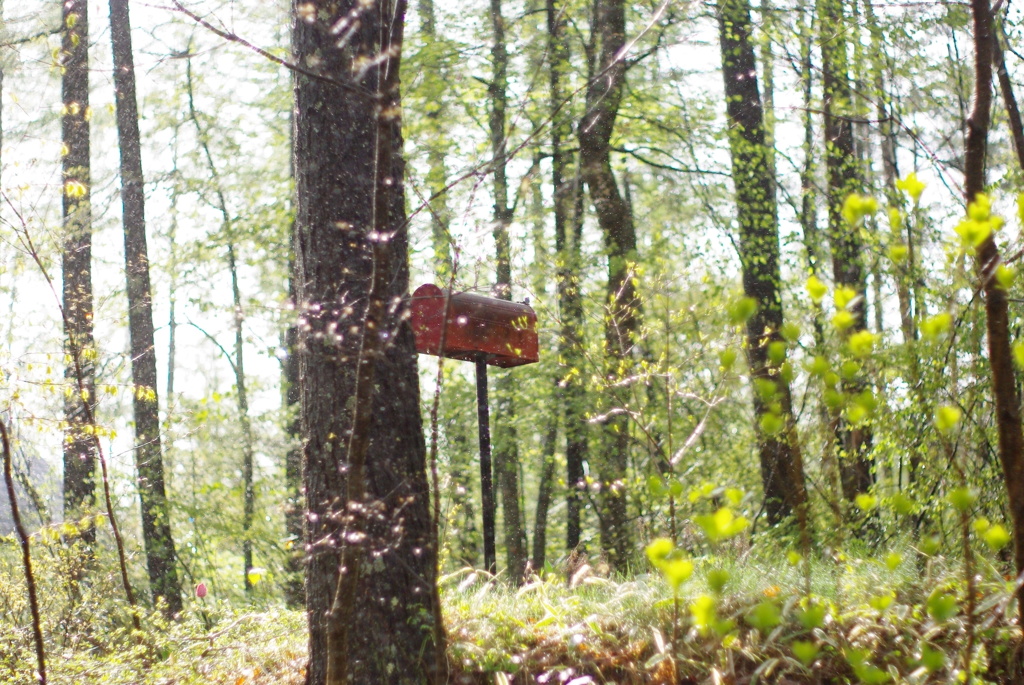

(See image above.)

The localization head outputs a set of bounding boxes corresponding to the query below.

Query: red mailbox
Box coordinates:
[410,283,538,367]
[410,282,539,576]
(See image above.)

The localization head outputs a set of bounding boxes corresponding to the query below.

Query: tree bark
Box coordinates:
[817,0,874,501]
[283,324,305,608]
[577,0,637,572]
[488,0,528,583]
[109,0,182,615]
[966,0,1024,622]
[717,0,809,527]
[292,0,445,682]
[61,0,96,542]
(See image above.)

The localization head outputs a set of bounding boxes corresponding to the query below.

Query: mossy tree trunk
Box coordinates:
[488,0,528,583]
[717,0,810,527]
[578,0,639,571]
[61,0,97,544]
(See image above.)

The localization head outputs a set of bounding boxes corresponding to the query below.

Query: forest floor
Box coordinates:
[4,545,1024,683]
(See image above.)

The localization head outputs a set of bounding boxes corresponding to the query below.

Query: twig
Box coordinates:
[169,0,378,101]
[2,419,46,684]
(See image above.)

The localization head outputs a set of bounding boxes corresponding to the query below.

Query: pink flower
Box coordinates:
[196,582,208,598]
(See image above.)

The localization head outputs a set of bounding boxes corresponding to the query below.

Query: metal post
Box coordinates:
[475,355,497,574]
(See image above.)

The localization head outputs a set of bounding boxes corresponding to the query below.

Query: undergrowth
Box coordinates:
[1,540,1022,683]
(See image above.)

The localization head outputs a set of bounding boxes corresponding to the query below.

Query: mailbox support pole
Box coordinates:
[475,355,497,574]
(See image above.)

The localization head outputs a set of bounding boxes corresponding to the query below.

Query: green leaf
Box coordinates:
[707,568,730,595]
[842,193,879,226]
[996,264,1016,290]
[791,640,820,667]
[888,243,909,264]
[246,567,265,586]
[647,475,667,498]
[786,550,803,566]
[805,356,830,377]
[920,312,953,340]
[781,322,801,342]
[1014,341,1024,370]
[729,297,757,325]
[834,285,858,310]
[926,590,958,621]
[805,276,828,304]
[955,218,992,249]
[834,308,858,330]
[662,558,694,591]
[840,360,861,380]
[796,602,826,630]
[983,524,1011,551]
[695,508,750,543]
[885,552,903,571]
[823,389,844,410]
[754,378,778,401]
[888,206,904,232]
[690,594,717,633]
[855,493,878,512]
[947,487,977,512]
[868,592,894,611]
[847,330,879,358]
[919,644,945,672]
[934,405,961,435]
[724,488,743,506]
[718,348,738,370]
[745,601,781,632]
[760,412,785,437]
[767,340,787,365]
[889,493,917,516]
[847,648,890,684]
[896,172,926,202]
[645,538,673,566]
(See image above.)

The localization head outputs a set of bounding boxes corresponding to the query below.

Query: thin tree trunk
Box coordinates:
[718,0,810,528]
[527,156,558,573]
[817,0,873,502]
[966,0,1024,622]
[109,0,182,615]
[419,0,453,280]
[293,0,445,681]
[184,57,259,595]
[547,0,589,554]
[61,0,96,542]
[578,0,638,572]
[994,22,1024,167]
[488,0,528,583]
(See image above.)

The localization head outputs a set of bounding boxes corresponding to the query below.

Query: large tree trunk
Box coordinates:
[578,0,638,572]
[966,0,1024,623]
[488,0,528,583]
[292,1,445,682]
[817,0,874,501]
[717,0,809,527]
[109,0,182,615]
[547,0,589,553]
[61,0,97,541]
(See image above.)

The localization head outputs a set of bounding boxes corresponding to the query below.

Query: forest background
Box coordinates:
[4,0,1024,682]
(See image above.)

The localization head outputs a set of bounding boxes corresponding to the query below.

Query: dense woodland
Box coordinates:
[4,0,1024,682]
